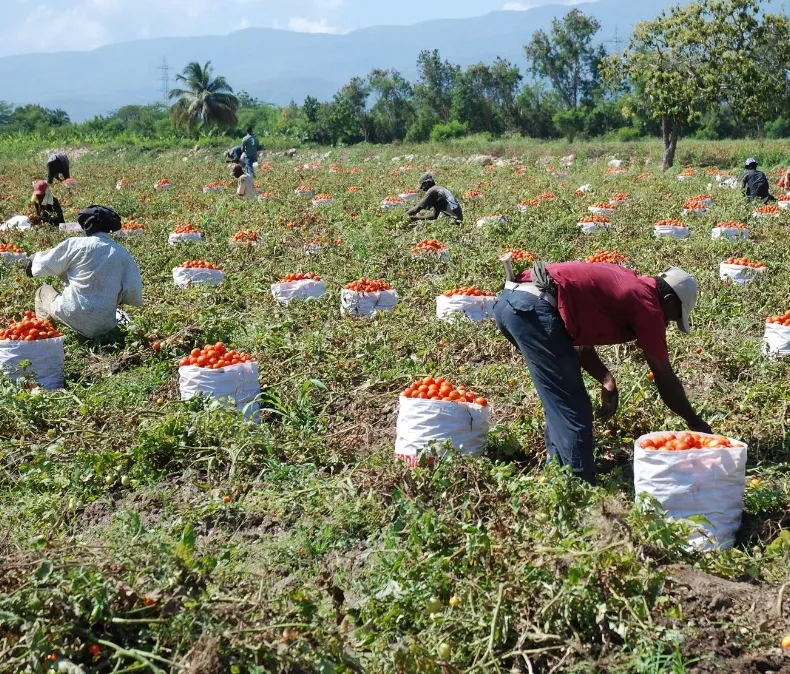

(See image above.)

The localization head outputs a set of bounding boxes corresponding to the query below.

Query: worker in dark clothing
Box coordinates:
[742,158,775,203]
[407,173,463,222]
[30,180,65,226]
[46,153,70,185]
[224,146,243,163]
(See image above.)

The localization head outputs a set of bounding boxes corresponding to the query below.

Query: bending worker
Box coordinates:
[30,180,65,226]
[46,152,70,184]
[494,261,711,485]
[26,205,143,340]
[742,158,775,203]
[407,173,463,222]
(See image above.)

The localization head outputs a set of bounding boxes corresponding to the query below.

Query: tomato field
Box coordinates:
[1,140,790,673]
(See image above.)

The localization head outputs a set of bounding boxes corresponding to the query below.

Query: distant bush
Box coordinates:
[430,120,469,142]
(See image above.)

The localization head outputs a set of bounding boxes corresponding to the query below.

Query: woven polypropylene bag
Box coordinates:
[395,396,490,463]
[0,336,65,390]
[271,279,326,305]
[634,432,747,550]
[340,289,398,317]
[172,267,224,288]
[436,295,495,322]
[178,361,260,419]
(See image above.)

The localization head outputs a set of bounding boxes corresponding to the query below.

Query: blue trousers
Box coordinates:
[244,156,256,177]
[494,289,596,484]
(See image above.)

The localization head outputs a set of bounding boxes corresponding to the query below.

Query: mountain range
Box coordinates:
[1,0,679,121]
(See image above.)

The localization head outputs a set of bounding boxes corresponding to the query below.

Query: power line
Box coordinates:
[157,57,170,107]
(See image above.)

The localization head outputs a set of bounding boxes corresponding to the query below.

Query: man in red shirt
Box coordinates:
[494,261,710,484]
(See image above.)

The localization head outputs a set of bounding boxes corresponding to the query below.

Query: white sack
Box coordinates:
[608,159,624,168]
[588,206,615,216]
[395,396,490,463]
[436,295,495,322]
[763,323,790,358]
[0,252,28,265]
[172,267,224,288]
[203,186,223,194]
[59,223,82,234]
[719,263,765,285]
[712,227,748,241]
[778,199,790,210]
[271,279,326,304]
[0,336,65,391]
[654,226,690,239]
[0,216,32,232]
[634,432,747,550]
[340,289,398,317]
[179,361,260,419]
[578,222,609,234]
[168,232,202,245]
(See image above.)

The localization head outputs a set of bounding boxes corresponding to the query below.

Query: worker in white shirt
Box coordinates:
[233,164,256,200]
[26,205,143,339]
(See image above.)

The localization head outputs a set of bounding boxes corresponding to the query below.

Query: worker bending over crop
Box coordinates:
[407,173,463,222]
[494,261,711,485]
[30,180,65,226]
[742,158,775,203]
[26,206,143,340]
[46,152,70,185]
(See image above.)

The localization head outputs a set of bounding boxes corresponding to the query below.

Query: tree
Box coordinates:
[412,50,461,128]
[525,9,605,109]
[368,69,414,143]
[452,59,523,136]
[168,61,239,134]
[602,0,790,169]
[328,77,370,145]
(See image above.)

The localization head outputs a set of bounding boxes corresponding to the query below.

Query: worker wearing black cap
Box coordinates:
[742,158,775,203]
[406,173,463,222]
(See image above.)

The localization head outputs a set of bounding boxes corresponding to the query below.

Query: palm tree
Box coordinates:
[168,61,239,134]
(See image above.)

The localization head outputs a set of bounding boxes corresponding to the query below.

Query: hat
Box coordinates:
[418,172,435,189]
[745,157,758,167]
[659,267,698,334]
[33,180,48,197]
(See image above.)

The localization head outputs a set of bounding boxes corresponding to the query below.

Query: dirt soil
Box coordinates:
[666,564,790,673]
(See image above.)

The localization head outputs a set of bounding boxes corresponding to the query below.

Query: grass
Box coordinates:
[0,140,789,673]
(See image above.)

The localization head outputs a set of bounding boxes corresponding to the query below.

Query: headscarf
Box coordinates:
[77,205,122,236]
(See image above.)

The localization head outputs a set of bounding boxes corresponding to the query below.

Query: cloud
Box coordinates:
[287,17,342,34]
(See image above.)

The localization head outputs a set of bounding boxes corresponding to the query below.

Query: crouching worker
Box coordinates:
[407,173,463,223]
[494,261,711,485]
[30,180,65,226]
[26,205,143,340]
[742,158,775,203]
[233,164,256,200]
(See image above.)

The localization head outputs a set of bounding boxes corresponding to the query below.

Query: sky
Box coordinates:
[0,0,589,58]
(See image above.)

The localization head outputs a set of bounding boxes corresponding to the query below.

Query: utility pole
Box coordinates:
[157,57,170,107]
[606,26,624,54]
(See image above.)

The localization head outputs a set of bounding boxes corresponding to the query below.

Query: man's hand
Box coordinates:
[598,375,619,422]
[687,416,712,434]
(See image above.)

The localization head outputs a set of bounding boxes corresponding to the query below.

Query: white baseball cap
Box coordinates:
[659,267,698,333]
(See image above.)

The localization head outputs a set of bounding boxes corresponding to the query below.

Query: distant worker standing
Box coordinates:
[406,173,463,223]
[30,180,65,226]
[742,158,775,203]
[240,126,260,177]
[46,152,70,185]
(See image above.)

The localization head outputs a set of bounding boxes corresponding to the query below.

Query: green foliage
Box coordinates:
[429,120,469,142]
[525,8,606,109]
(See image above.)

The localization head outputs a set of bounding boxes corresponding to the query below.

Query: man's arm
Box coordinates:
[576,345,618,421]
[645,353,711,432]
[407,189,437,218]
[30,241,72,279]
